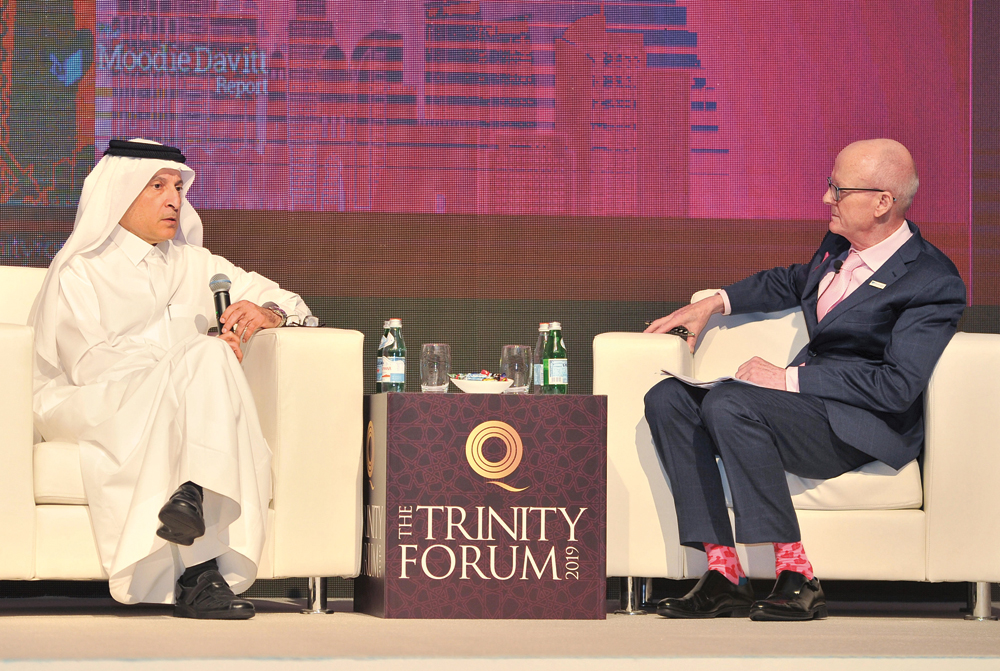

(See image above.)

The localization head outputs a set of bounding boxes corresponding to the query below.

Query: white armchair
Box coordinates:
[0,265,364,609]
[595,290,1000,617]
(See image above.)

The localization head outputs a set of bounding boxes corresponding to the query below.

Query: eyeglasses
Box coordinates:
[285,315,323,327]
[827,177,895,203]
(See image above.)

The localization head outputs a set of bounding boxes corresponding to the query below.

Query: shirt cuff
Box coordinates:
[716,289,732,316]
[785,365,801,393]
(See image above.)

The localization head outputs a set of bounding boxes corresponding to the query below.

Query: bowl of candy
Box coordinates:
[449,371,513,394]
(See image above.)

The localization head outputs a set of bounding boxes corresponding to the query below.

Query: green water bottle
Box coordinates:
[533,322,548,395]
[542,321,567,394]
[381,318,406,392]
[375,320,389,393]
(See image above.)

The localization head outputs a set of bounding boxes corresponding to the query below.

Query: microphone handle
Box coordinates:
[214,290,231,331]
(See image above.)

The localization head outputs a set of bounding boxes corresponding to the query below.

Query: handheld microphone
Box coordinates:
[209,273,232,332]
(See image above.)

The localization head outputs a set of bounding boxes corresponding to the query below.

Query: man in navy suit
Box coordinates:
[643,139,966,621]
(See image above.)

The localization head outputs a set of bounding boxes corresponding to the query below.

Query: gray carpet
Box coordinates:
[0,598,998,665]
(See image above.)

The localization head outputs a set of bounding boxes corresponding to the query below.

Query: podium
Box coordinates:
[355,392,607,619]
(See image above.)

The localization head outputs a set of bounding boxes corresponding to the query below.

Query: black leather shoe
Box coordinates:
[174,569,255,620]
[750,570,828,621]
[156,482,205,546]
[656,570,755,618]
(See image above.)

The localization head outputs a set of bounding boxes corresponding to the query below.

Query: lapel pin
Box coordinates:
[869,280,886,289]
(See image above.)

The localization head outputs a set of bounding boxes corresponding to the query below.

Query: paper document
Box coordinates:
[660,370,759,388]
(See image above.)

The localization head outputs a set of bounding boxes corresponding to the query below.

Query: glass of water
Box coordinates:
[500,345,532,393]
[420,343,451,393]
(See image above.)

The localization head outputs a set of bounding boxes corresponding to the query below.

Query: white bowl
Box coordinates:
[450,377,513,394]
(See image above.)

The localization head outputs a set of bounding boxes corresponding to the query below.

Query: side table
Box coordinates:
[355,392,607,619]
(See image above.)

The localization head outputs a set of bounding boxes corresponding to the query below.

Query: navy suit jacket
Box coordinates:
[723,222,966,469]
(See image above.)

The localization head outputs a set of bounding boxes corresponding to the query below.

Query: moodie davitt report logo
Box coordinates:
[465,421,527,492]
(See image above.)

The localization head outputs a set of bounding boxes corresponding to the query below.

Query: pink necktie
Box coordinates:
[816,250,865,321]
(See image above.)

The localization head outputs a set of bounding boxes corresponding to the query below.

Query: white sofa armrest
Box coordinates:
[242,326,365,579]
[923,332,1000,582]
[0,324,36,579]
[593,331,691,578]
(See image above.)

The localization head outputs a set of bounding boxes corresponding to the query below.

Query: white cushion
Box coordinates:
[719,458,922,511]
[33,441,87,505]
[0,323,36,579]
[690,291,924,512]
[35,505,106,579]
[241,327,365,578]
[0,265,46,326]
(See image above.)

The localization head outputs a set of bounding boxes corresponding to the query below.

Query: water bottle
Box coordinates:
[533,323,549,395]
[381,318,406,392]
[542,321,567,394]
[375,320,389,393]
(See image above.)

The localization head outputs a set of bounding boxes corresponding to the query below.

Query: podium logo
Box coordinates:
[465,421,528,492]
[366,420,375,490]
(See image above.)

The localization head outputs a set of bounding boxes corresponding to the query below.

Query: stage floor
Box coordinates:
[0,598,999,669]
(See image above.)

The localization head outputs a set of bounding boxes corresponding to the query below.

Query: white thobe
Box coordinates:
[33,225,310,604]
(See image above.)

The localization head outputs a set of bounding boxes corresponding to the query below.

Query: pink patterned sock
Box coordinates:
[774,541,814,580]
[704,543,746,585]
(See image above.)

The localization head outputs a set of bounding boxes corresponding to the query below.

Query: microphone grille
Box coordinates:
[209,273,232,293]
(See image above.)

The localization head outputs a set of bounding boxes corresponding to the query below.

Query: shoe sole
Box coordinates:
[173,605,255,620]
[156,509,206,546]
[657,605,752,619]
[749,605,828,622]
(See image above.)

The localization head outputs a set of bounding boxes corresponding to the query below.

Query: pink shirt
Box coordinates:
[717,222,913,392]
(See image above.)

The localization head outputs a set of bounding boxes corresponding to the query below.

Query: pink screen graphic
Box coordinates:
[95,0,969,227]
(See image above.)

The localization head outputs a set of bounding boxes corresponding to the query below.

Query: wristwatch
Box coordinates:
[261,302,287,328]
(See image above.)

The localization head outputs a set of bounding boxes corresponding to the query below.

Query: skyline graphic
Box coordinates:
[0,0,970,225]
[93,0,702,217]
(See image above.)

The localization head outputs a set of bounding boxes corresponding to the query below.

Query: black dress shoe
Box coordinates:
[656,570,755,619]
[156,482,205,546]
[174,569,255,620]
[750,570,828,621]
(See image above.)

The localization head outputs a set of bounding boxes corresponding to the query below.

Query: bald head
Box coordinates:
[825,139,919,249]
[839,139,919,216]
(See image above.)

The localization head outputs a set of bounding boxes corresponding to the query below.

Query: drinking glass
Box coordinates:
[500,345,532,393]
[420,343,451,392]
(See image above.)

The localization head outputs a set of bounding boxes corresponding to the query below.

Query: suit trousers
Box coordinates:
[644,378,874,548]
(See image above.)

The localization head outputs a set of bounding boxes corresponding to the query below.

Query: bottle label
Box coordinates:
[381,333,394,349]
[548,358,568,385]
[534,363,543,386]
[376,356,383,381]
[383,356,405,383]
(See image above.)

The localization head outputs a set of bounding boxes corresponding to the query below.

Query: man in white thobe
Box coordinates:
[30,139,310,619]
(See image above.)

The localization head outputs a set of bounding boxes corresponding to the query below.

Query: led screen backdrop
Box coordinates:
[38,1,969,220]
[0,0,989,391]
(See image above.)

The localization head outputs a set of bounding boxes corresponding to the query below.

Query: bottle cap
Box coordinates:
[549,321,561,330]
[383,320,389,328]
[539,322,549,331]
[389,318,403,327]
